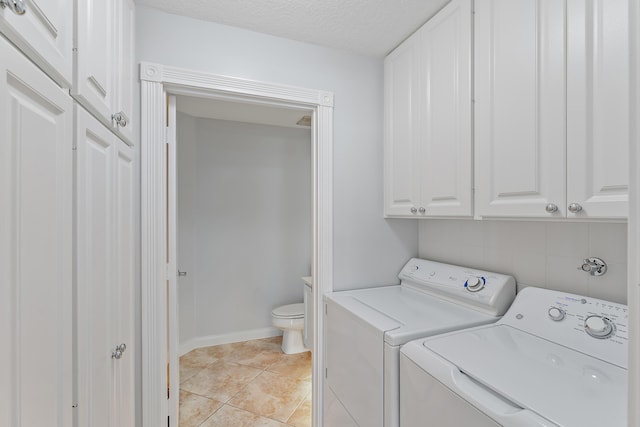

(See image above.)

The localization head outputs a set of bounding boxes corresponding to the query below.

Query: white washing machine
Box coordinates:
[400,287,629,427]
[323,258,516,427]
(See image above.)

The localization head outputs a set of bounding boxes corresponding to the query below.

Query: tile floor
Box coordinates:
[179,336,312,427]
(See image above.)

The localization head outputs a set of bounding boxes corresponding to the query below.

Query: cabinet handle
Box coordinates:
[545,203,558,213]
[112,111,129,128]
[0,0,26,15]
[112,343,127,359]
[410,207,417,214]
[418,207,426,214]
[568,203,583,213]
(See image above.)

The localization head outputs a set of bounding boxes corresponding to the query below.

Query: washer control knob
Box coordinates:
[584,315,615,339]
[465,276,485,292]
[548,307,565,321]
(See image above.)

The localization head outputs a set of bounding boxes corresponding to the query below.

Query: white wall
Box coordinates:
[177,115,314,344]
[419,220,628,303]
[136,6,419,291]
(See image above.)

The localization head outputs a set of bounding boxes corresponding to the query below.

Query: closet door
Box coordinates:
[113,0,135,144]
[566,0,629,218]
[114,139,135,426]
[0,0,73,87]
[76,106,117,427]
[76,106,135,427]
[0,37,73,427]
[474,0,566,218]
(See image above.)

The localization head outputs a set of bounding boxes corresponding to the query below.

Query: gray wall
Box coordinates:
[177,114,313,344]
[137,6,419,292]
[419,220,628,303]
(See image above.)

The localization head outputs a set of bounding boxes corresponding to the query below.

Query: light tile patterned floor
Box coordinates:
[179,336,312,427]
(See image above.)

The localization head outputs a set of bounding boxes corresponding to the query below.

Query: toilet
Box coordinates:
[271,303,307,354]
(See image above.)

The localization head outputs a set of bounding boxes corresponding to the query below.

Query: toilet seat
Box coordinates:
[272,303,304,319]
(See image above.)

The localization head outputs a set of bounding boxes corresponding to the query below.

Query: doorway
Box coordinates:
[140,62,334,427]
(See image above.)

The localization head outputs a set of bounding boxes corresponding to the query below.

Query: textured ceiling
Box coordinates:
[135,0,451,57]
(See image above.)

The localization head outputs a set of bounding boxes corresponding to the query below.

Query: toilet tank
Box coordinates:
[303,277,313,351]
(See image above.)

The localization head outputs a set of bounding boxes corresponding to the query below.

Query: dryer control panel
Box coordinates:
[501,287,628,369]
[398,258,516,317]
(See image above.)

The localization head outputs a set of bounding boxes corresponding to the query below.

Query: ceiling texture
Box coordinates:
[135,0,451,57]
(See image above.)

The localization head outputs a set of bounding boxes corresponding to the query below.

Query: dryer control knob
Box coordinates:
[548,307,565,321]
[465,277,485,292]
[584,315,615,339]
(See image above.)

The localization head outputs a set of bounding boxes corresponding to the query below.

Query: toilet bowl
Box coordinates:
[271,303,307,354]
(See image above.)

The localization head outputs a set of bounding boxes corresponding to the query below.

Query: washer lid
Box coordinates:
[421,324,628,427]
[326,285,496,346]
[272,303,304,318]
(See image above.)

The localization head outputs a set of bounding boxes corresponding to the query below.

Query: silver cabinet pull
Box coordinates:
[112,343,127,359]
[568,203,583,213]
[0,0,26,15]
[112,111,128,128]
[418,207,426,214]
[410,207,417,214]
[545,203,558,213]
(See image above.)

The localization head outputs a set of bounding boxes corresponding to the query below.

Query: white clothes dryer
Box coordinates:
[400,287,629,427]
[323,258,516,427]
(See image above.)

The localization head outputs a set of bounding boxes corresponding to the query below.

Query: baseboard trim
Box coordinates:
[178,327,283,356]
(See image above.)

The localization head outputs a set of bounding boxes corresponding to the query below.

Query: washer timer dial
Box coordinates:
[584,315,616,339]
[464,276,486,292]
[548,307,565,321]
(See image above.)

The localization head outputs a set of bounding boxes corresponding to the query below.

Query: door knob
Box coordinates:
[112,111,128,128]
[112,343,127,359]
[0,0,26,15]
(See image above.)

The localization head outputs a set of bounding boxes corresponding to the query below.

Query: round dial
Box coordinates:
[584,315,616,339]
[465,277,485,292]
[548,307,565,321]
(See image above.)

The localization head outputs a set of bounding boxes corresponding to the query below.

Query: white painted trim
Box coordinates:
[178,327,283,357]
[140,62,334,427]
[628,1,640,425]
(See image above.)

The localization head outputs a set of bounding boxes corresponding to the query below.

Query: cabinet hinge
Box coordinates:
[164,127,170,145]
[325,367,328,378]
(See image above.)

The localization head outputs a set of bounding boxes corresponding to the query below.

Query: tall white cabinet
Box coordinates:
[0,36,73,427]
[384,0,472,218]
[475,0,629,219]
[76,107,136,427]
[0,0,137,425]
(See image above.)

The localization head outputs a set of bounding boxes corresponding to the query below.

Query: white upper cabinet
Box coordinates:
[0,0,73,88]
[566,0,629,219]
[0,36,73,427]
[475,0,629,219]
[384,0,472,218]
[73,0,135,145]
[384,30,422,216]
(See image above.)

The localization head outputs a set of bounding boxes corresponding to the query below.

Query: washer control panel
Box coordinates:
[502,287,628,369]
[398,258,516,316]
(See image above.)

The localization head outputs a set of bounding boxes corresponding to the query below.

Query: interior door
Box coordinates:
[0,36,73,427]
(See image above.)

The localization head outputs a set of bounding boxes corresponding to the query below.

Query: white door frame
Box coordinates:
[140,62,334,427]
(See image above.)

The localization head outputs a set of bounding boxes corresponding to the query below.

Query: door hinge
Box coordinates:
[325,367,328,378]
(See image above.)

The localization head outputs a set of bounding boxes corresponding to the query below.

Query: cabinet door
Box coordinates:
[384,31,422,217]
[0,0,73,87]
[0,37,73,427]
[114,140,135,426]
[475,0,566,218]
[73,0,116,126]
[114,0,135,145]
[566,0,629,218]
[419,0,472,217]
[76,107,117,427]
